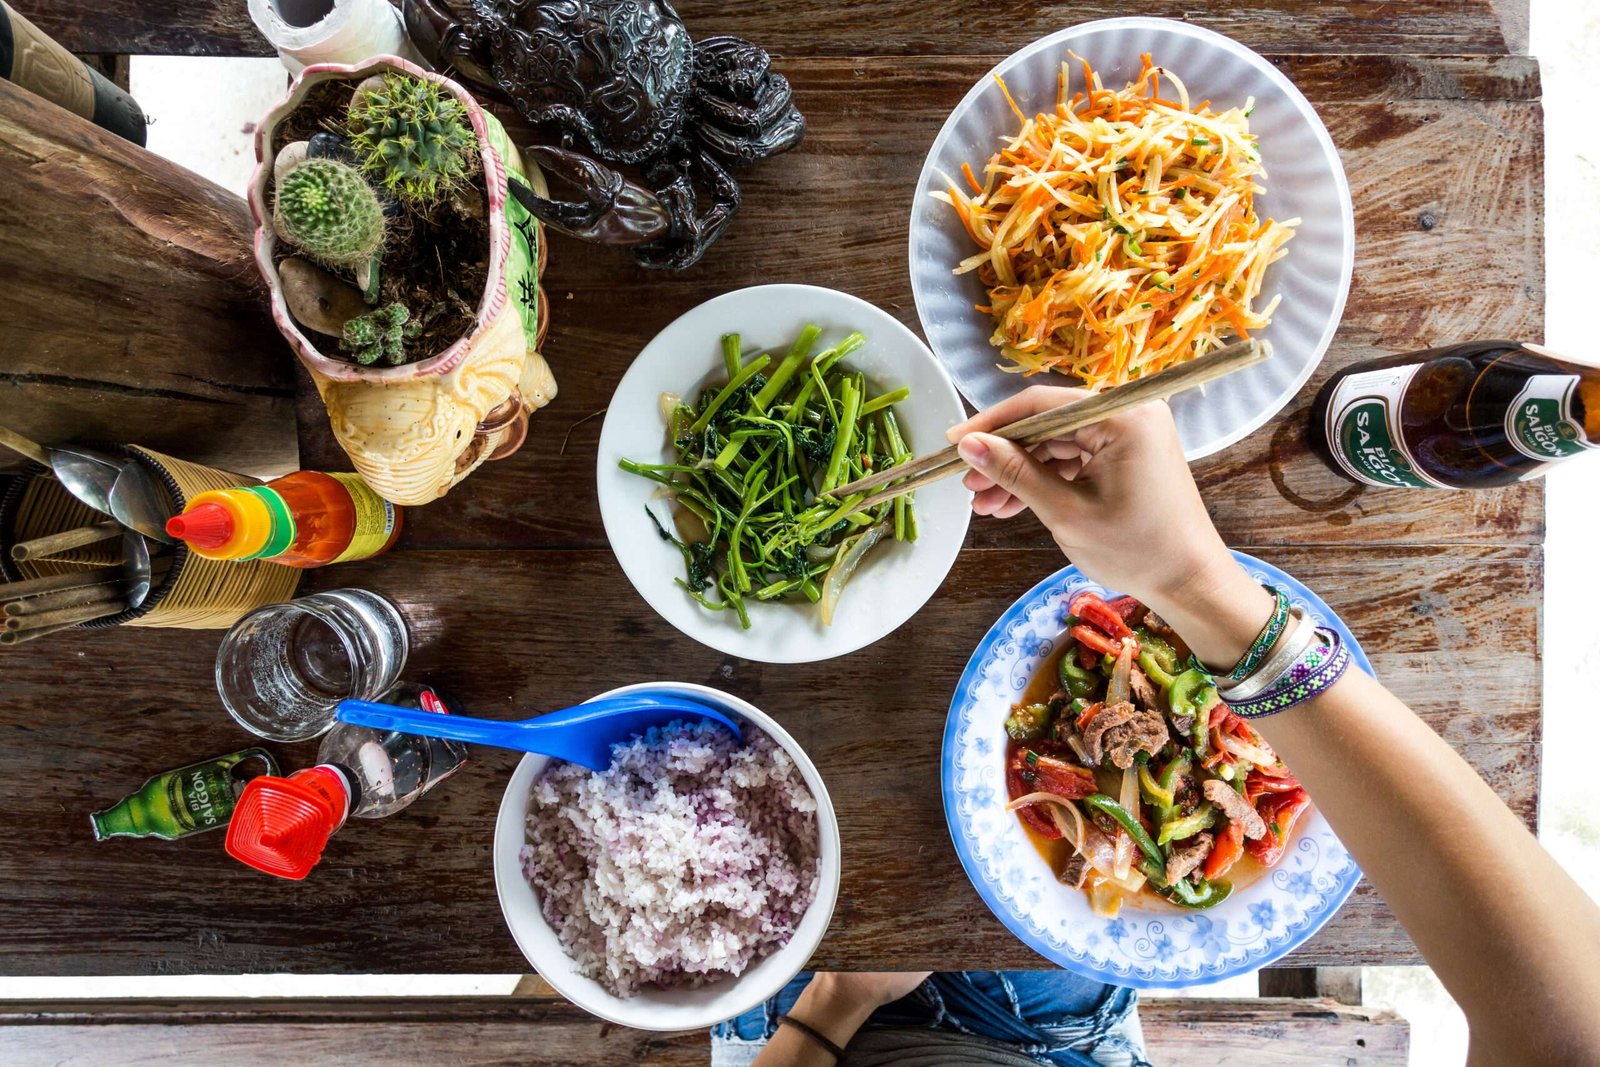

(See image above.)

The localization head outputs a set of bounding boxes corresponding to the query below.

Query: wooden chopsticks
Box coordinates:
[831,338,1269,510]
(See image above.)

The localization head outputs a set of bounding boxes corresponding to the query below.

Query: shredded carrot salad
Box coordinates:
[934,54,1298,390]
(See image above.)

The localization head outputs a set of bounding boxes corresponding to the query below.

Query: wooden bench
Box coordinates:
[0,995,1407,1065]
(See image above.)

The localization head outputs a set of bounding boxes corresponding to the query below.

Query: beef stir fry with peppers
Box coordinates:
[1004,591,1312,916]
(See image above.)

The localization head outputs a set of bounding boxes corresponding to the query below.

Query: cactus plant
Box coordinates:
[273,158,386,269]
[339,302,420,366]
[347,75,478,206]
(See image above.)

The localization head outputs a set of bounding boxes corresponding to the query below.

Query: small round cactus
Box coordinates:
[348,74,478,206]
[339,302,420,366]
[273,158,385,268]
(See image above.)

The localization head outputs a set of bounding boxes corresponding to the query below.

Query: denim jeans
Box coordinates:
[710,971,1149,1067]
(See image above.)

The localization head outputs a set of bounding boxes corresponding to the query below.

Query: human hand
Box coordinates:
[946,386,1235,611]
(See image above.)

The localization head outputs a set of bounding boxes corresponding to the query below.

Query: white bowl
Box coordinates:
[908,16,1354,460]
[494,682,842,1031]
[597,284,972,663]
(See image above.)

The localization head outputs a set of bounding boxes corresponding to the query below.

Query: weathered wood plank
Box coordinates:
[20,0,1523,58]
[298,54,1542,552]
[0,78,299,477]
[0,996,1407,1066]
[0,543,1537,974]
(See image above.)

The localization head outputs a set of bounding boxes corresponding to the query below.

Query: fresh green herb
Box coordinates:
[1191,137,1210,147]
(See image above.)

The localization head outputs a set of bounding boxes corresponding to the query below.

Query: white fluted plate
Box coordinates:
[908,17,1353,459]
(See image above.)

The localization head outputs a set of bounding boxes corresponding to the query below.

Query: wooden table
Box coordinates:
[0,1,1541,976]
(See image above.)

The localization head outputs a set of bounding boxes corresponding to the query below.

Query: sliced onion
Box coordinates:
[1220,734,1276,767]
[1066,735,1091,765]
[1109,868,1148,893]
[658,391,682,425]
[819,523,888,626]
[1106,638,1135,706]
[1077,823,1119,879]
[1007,791,1077,812]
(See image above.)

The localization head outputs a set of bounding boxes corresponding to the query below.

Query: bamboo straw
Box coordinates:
[831,339,1268,508]
[3,598,125,632]
[0,564,125,601]
[0,621,82,646]
[10,521,123,561]
[4,583,124,617]
[0,426,49,467]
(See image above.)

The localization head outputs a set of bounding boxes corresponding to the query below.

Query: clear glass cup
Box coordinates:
[215,589,408,742]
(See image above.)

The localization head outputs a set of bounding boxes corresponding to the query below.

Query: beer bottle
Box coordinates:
[90,748,278,841]
[1310,341,1600,489]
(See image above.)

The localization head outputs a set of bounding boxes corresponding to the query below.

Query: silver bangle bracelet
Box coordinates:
[1218,608,1317,701]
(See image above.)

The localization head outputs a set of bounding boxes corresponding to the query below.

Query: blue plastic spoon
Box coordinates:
[334,694,743,771]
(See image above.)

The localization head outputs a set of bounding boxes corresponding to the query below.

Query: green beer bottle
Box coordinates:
[91,748,279,841]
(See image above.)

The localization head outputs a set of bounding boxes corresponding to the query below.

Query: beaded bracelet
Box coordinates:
[1189,585,1291,683]
[1224,626,1352,719]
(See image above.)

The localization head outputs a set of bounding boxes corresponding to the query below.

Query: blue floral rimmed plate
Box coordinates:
[941,551,1368,988]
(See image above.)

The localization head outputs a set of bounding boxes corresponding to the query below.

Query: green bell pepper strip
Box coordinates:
[1138,764,1173,807]
[1166,876,1233,909]
[1134,629,1179,689]
[1058,653,1101,699]
[1156,805,1216,845]
[1083,794,1164,869]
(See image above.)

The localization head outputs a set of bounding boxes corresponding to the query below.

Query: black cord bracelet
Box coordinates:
[777,1013,846,1060]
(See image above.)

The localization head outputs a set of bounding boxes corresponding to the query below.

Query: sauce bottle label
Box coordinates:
[1323,366,1449,489]
[328,473,398,564]
[1505,374,1596,464]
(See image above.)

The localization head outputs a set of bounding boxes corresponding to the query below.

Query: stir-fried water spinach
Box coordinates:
[620,325,916,629]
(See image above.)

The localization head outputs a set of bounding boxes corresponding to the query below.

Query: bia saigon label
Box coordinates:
[1324,366,1448,489]
[1505,374,1596,463]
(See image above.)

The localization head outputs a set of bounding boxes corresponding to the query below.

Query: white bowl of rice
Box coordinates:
[493,682,841,1031]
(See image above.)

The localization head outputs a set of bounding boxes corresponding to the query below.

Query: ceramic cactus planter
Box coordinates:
[248,54,554,507]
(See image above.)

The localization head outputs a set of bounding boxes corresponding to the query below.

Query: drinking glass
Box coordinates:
[215,588,408,741]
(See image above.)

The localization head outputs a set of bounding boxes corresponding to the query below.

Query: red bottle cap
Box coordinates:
[225,766,350,880]
[166,502,235,550]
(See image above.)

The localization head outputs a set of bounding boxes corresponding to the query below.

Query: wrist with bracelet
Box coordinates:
[777,1013,847,1060]
[1190,585,1351,719]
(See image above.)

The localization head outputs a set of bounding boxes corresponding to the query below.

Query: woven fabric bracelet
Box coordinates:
[1188,585,1291,682]
[777,1014,846,1060]
[1218,608,1316,701]
[1225,627,1351,719]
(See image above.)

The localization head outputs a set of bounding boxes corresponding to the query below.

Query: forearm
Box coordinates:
[1263,672,1600,1063]
[751,974,877,1067]
[1152,558,1600,1064]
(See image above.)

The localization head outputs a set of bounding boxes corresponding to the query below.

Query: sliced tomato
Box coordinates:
[1204,819,1245,880]
[1104,595,1146,624]
[1069,592,1136,643]
[1077,641,1101,669]
[1013,744,1098,799]
[1075,700,1104,730]
[1070,624,1120,657]
[1246,788,1312,866]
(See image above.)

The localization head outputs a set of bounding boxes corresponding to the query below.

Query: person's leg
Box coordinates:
[919,971,1149,1067]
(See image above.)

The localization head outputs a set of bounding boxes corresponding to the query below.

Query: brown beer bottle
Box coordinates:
[1310,341,1600,488]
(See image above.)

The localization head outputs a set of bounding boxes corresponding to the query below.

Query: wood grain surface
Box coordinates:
[20,0,1526,58]
[0,996,1408,1065]
[0,544,1539,975]
[0,79,299,478]
[0,8,1545,980]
